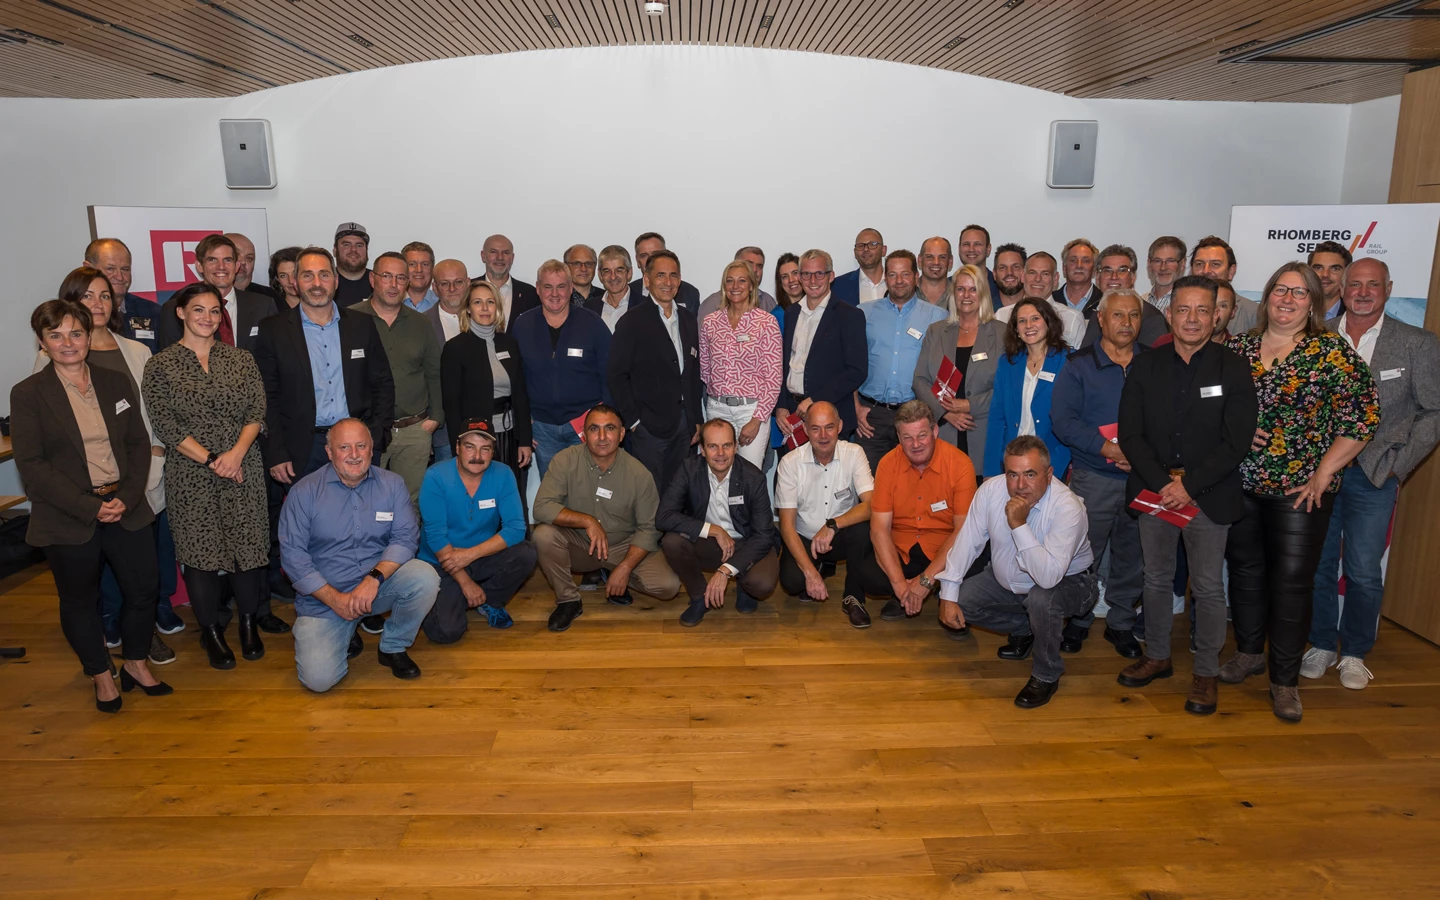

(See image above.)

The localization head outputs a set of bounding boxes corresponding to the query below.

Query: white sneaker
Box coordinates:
[1337,656,1373,690]
[1299,647,1337,679]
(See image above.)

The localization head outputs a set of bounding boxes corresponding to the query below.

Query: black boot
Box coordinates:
[237,614,265,661]
[199,624,236,670]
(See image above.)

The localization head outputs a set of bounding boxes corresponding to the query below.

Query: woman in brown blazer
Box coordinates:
[9,299,173,712]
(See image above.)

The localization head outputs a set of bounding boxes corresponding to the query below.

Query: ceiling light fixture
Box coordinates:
[1003,0,1024,10]
[9,27,63,45]
[348,33,373,48]
[545,14,560,27]
[942,35,966,50]
[760,15,773,28]
[645,1,667,15]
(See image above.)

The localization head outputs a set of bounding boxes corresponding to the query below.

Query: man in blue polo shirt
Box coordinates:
[279,419,440,692]
[855,249,948,474]
[417,419,537,643]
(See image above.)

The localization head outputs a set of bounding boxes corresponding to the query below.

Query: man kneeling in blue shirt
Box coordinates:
[280,419,440,691]
[418,419,537,642]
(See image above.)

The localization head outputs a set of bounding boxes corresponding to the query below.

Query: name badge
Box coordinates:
[1381,368,1404,381]
[690,347,698,358]
[567,347,584,358]
[930,500,949,513]
[907,327,924,340]
[728,495,745,505]
[135,329,155,340]
[249,326,259,337]
[736,333,752,343]
[115,399,131,414]
[496,351,511,360]
[971,352,988,362]
[351,349,365,359]
[833,488,851,500]
[1037,370,1055,382]
[477,498,497,510]
[375,511,394,522]
[1199,385,1223,398]
[596,486,613,499]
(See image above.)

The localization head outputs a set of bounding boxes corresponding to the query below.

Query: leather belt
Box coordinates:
[394,411,429,429]
[90,482,120,497]
[859,393,903,410]
[1169,467,1186,479]
[709,394,758,407]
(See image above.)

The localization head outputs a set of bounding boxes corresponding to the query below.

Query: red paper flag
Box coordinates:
[783,413,808,450]
[570,410,589,437]
[1129,489,1199,528]
[1098,423,1119,465]
[931,356,963,400]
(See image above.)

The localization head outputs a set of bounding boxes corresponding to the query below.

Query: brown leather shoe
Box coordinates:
[1217,651,1266,684]
[1116,656,1173,687]
[1184,675,1218,715]
[1270,683,1303,722]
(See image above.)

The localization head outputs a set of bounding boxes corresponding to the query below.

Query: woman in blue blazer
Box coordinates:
[983,297,1071,478]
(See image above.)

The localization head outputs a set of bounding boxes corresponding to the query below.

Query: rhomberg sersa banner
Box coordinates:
[88,205,271,302]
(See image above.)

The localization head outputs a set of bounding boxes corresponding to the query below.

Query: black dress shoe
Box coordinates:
[119,667,174,696]
[1059,623,1089,654]
[1104,626,1143,659]
[359,614,385,635]
[735,589,758,614]
[237,614,266,661]
[842,595,871,629]
[347,631,363,659]
[997,634,1035,661]
[94,684,122,714]
[255,612,291,634]
[548,602,583,632]
[579,569,606,591]
[880,598,907,621]
[377,648,420,679]
[1014,675,1060,709]
[679,600,707,627]
[199,624,236,670]
[606,591,634,607]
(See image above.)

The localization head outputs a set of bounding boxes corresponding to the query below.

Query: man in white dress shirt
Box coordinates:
[937,435,1095,709]
[591,245,634,333]
[994,250,1087,349]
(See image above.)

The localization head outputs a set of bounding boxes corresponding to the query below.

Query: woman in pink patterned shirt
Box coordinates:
[699,259,783,468]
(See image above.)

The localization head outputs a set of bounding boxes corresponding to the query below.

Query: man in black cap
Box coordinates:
[334,222,373,307]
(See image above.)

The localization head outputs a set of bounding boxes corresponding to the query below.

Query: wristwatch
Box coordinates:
[824,518,839,534]
[367,567,387,586]
[204,449,220,466]
[918,574,936,593]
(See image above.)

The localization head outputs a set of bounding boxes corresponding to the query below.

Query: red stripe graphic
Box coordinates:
[1349,220,1378,254]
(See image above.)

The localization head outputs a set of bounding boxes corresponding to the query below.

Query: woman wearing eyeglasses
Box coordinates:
[1219,262,1379,722]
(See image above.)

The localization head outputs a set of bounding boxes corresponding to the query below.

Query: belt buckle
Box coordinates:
[1169,468,1186,479]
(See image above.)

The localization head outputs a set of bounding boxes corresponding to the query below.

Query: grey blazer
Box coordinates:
[912,318,1004,462]
[1327,314,1440,486]
[422,302,450,347]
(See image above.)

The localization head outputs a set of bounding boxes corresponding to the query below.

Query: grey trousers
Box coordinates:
[955,565,1094,683]
[1138,508,1230,677]
[1068,467,1143,632]
[855,402,899,478]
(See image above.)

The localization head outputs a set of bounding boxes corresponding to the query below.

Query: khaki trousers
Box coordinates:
[533,524,681,606]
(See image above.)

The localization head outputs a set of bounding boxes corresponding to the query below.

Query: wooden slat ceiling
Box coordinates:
[0,0,1435,101]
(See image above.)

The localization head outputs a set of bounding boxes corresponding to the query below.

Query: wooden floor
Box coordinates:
[3,563,1440,899]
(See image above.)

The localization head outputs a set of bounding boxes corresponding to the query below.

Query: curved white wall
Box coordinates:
[0,45,1384,410]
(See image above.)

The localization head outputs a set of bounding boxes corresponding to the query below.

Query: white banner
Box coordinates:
[1228,203,1440,327]
[88,205,271,301]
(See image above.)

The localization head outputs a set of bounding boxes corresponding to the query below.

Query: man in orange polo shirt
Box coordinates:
[858,400,977,630]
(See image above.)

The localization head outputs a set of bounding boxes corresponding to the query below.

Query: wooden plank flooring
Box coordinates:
[3,562,1440,897]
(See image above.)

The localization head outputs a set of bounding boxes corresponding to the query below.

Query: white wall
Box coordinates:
[0,45,1360,409]
[1341,94,1401,204]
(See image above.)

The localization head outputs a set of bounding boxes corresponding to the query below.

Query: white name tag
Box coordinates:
[596,486,613,499]
[690,347,698,358]
[1037,370,1055,382]
[971,352,988,362]
[135,329,154,340]
[351,349,365,359]
[833,488,851,500]
[375,511,394,522]
[930,499,949,513]
[114,399,131,414]
[736,333,752,343]
[728,495,745,505]
[477,498,497,510]
[1381,368,1404,381]
[249,326,259,337]
[496,351,511,360]
[1199,385,1223,398]
[907,327,924,340]
[567,347,584,358]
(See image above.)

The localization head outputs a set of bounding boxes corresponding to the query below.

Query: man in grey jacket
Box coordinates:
[1305,258,1440,690]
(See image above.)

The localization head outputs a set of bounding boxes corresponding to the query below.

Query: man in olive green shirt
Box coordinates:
[533,404,681,631]
[352,251,443,503]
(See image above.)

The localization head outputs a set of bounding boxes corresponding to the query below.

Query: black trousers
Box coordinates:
[184,566,267,630]
[779,522,873,600]
[422,541,538,644]
[661,532,781,602]
[627,415,693,495]
[1226,491,1335,686]
[46,521,158,675]
[857,542,932,598]
[855,402,900,479]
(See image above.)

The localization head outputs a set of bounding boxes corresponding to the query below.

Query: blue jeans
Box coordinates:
[432,424,454,463]
[532,419,582,479]
[292,559,440,692]
[102,507,177,627]
[1310,473,1398,659]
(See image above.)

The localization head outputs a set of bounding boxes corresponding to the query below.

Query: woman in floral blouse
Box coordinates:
[1220,262,1380,723]
[699,259,783,468]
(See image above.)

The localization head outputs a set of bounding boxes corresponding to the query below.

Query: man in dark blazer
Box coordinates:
[1077,245,1169,348]
[157,233,277,352]
[84,237,162,352]
[775,249,868,439]
[481,234,541,323]
[1116,275,1257,716]
[608,249,703,493]
[831,228,887,307]
[627,232,700,317]
[252,248,395,486]
[658,419,779,627]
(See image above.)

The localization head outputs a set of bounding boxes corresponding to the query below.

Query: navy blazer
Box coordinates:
[831,269,862,307]
[118,293,163,352]
[656,455,775,576]
[503,278,542,321]
[778,298,868,437]
[983,347,1070,478]
[583,291,644,318]
[627,278,700,318]
[608,299,703,437]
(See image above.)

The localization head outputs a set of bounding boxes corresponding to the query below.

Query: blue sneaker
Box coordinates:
[479,604,513,629]
[155,600,186,635]
[103,617,122,649]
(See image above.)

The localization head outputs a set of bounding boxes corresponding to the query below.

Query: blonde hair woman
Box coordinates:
[698,259,782,468]
[442,280,532,485]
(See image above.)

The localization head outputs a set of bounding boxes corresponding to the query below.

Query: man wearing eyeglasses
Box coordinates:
[1080,244,1169,347]
[775,249,869,443]
[1190,236,1257,334]
[423,259,471,464]
[833,229,888,307]
[1143,236,1187,313]
[565,244,605,307]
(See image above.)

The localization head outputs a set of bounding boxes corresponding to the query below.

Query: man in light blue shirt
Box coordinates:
[302,302,350,432]
[280,419,440,692]
[855,250,948,473]
[403,241,439,313]
[417,419,537,644]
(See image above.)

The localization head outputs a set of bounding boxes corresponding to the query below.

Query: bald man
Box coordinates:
[84,237,163,352]
[482,234,540,326]
[226,232,280,304]
[423,258,470,464]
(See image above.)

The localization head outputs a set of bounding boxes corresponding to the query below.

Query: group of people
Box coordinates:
[9,222,1437,721]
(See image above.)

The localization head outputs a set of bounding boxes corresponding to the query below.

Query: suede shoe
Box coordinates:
[1059,623,1088,654]
[1184,675,1218,716]
[548,602,583,632]
[1014,676,1060,709]
[147,632,176,666]
[1218,651,1267,684]
[1117,656,1173,687]
[997,634,1034,661]
[378,648,420,679]
[880,598,907,621]
[841,595,871,629]
[679,600,708,627]
[1271,683,1303,722]
[735,589,758,614]
[1104,626,1143,659]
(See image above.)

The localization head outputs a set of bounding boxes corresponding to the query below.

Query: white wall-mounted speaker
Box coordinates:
[219,118,276,190]
[1047,120,1098,189]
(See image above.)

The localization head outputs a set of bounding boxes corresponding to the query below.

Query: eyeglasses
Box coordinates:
[1098,266,1134,276]
[1149,257,1182,267]
[375,272,407,283]
[799,270,833,279]
[854,241,882,250]
[1270,285,1311,300]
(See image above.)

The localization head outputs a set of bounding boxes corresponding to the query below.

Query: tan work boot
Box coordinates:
[1117,656,1174,688]
[1184,675,1218,715]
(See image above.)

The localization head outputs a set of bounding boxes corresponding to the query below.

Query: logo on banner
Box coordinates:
[149,229,221,292]
[1263,221,1382,255]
